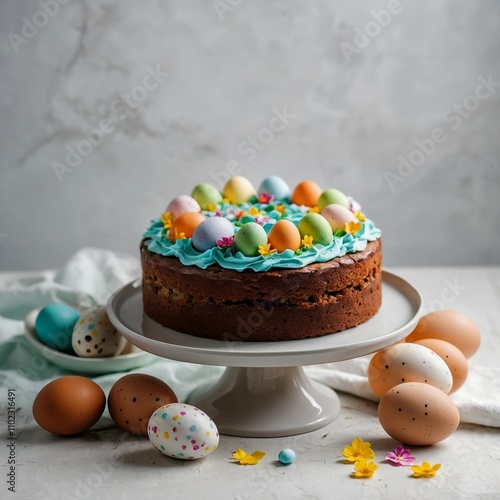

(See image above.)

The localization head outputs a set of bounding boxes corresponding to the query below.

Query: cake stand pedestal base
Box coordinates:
[188,366,340,437]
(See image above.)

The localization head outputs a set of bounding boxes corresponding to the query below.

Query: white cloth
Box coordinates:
[0,248,498,428]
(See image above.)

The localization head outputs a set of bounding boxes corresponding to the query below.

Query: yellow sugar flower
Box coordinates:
[248,206,261,216]
[354,210,366,222]
[233,448,266,465]
[207,203,217,212]
[275,204,286,213]
[258,243,277,256]
[352,458,378,478]
[410,461,441,478]
[172,227,186,240]
[161,211,173,229]
[341,438,375,462]
[301,235,314,249]
[344,221,362,235]
[308,206,320,213]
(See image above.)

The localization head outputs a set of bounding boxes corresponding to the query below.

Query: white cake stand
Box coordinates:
[107,271,422,437]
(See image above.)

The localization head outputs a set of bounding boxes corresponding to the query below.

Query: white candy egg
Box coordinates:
[72,306,127,358]
[368,342,453,398]
[148,403,219,460]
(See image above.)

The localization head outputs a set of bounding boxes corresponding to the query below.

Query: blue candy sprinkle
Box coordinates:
[190,425,197,431]
[161,413,168,420]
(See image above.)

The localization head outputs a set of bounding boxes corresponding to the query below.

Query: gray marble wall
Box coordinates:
[1,0,499,271]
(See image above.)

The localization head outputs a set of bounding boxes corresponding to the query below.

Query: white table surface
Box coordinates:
[2,267,500,500]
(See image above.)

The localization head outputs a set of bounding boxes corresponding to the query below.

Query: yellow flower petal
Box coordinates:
[410,461,441,477]
[344,221,362,235]
[250,451,266,460]
[232,448,265,465]
[233,448,247,460]
[354,210,366,222]
[341,438,375,462]
[351,458,378,478]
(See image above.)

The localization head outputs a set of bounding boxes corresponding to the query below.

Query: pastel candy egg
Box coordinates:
[268,220,301,253]
[223,176,256,204]
[35,304,80,353]
[321,204,357,232]
[258,175,291,201]
[166,195,201,219]
[378,382,460,446]
[148,403,219,460]
[234,222,268,257]
[317,188,350,210]
[290,180,322,207]
[297,213,333,246]
[278,449,296,465]
[169,212,206,241]
[72,306,127,358]
[368,343,453,398]
[191,183,222,210]
[192,216,235,252]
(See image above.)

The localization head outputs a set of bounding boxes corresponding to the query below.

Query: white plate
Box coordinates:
[107,271,423,368]
[24,308,157,375]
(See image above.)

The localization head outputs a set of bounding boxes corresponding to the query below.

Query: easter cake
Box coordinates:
[141,176,382,342]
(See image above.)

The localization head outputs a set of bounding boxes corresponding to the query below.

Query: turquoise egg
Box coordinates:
[278,448,296,465]
[258,176,291,201]
[192,217,235,252]
[234,222,268,257]
[298,213,333,246]
[191,183,223,210]
[35,304,80,353]
[317,189,350,210]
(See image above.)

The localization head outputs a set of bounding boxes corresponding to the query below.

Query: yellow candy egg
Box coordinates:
[169,212,206,241]
[223,176,256,204]
[291,180,322,207]
[268,220,301,253]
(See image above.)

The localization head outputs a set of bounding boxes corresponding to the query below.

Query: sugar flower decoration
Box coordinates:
[161,211,173,229]
[410,461,441,478]
[248,207,261,216]
[301,235,314,249]
[308,206,320,213]
[354,210,366,222]
[275,204,286,214]
[232,448,266,465]
[385,446,416,466]
[341,438,375,462]
[344,221,362,235]
[255,215,271,226]
[217,236,234,249]
[258,192,274,204]
[172,227,186,240]
[351,458,378,478]
[258,243,277,257]
[207,203,217,212]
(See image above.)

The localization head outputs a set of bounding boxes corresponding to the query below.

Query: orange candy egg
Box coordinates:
[169,212,206,241]
[268,220,301,253]
[291,180,322,207]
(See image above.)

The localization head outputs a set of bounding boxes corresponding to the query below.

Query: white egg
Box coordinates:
[148,403,219,460]
[368,342,453,398]
[72,306,127,358]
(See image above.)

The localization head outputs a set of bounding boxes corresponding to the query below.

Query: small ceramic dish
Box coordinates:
[24,308,157,375]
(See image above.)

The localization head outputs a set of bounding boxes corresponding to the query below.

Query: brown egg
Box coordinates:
[290,180,322,207]
[378,382,460,446]
[108,374,178,435]
[33,376,106,436]
[406,310,480,358]
[414,339,469,394]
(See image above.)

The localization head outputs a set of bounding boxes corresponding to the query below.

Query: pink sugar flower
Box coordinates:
[385,445,416,466]
[258,192,274,204]
[217,236,234,249]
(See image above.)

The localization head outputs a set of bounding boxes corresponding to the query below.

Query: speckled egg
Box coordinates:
[108,374,178,435]
[268,220,301,253]
[192,216,235,252]
[258,175,291,201]
[290,180,322,207]
[191,183,223,210]
[414,339,469,394]
[368,343,453,398]
[320,204,357,232]
[35,304,80,353]
[166,195,201,219]
[297,213,333,246]
[148,403,219,460]
[317,188,350,210]
[405,310,481,358]
[169,212,206,241]
[378,382,460,446]
[234,222,268,256]
[72,306,127,358]
[223,176,256,204]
